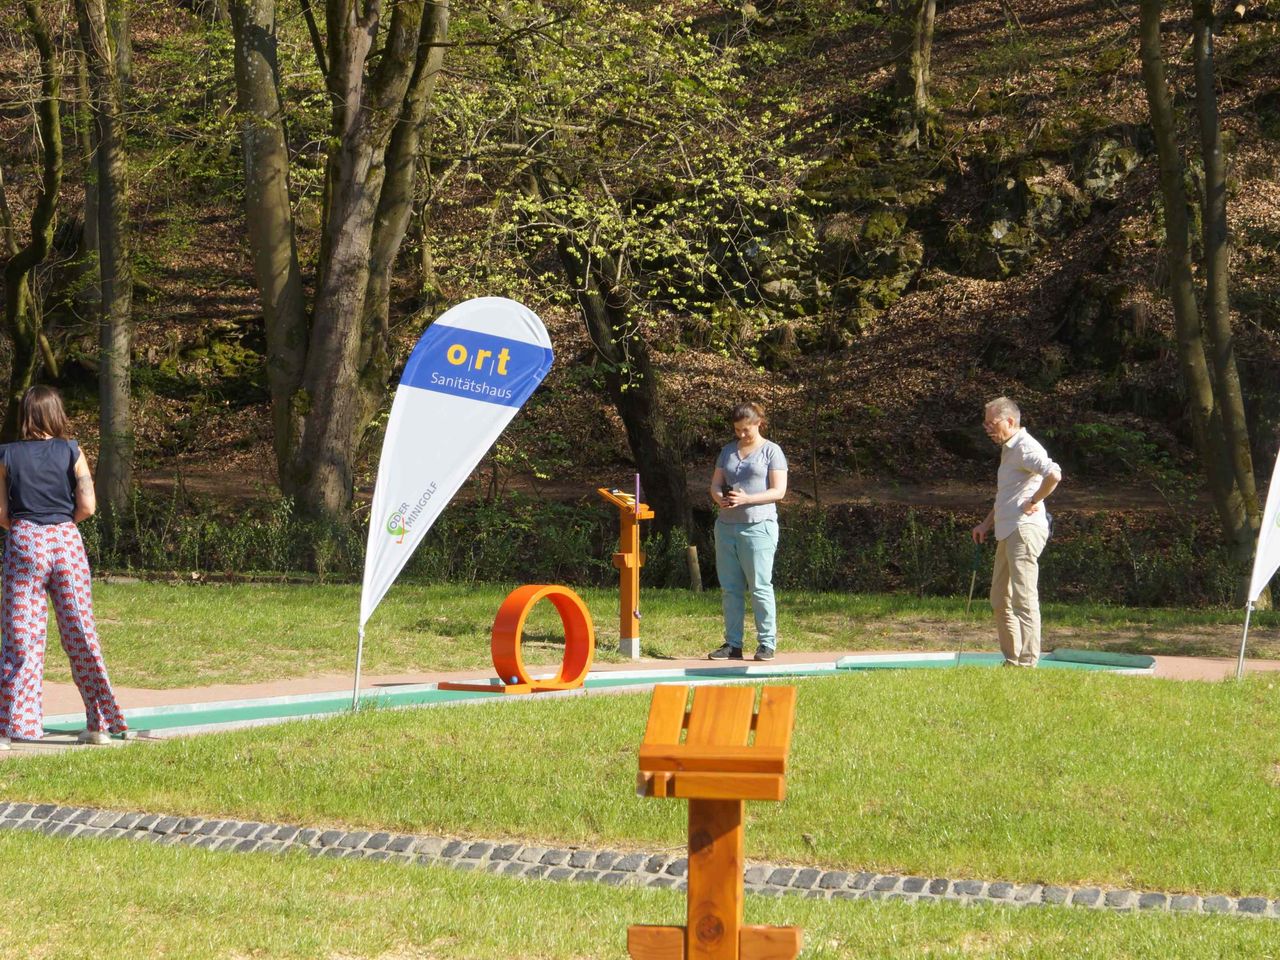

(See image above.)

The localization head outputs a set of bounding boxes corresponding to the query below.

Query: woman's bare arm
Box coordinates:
[73,452,96,522]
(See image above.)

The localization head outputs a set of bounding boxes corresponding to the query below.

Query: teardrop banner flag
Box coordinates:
[1248,445,1280,604]
[1236,444,1280,679]
[354,297,554,704]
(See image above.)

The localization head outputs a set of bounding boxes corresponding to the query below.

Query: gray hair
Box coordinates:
[984,396,1021,424]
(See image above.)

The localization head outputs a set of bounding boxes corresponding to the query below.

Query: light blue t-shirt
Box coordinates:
[716,439,787,524]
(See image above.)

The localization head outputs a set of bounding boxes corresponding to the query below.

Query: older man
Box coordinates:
[971,397,1062,667]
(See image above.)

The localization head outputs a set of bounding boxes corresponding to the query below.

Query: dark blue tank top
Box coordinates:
[2,439,80,525]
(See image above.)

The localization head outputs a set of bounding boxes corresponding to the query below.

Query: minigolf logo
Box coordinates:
[386,482,439,545]
[385,510,407,545]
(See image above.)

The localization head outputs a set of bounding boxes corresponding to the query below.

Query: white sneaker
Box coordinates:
[77,730,110,745]
[0,737,9,751]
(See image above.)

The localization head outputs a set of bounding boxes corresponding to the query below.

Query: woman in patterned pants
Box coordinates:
[0,386,128,747]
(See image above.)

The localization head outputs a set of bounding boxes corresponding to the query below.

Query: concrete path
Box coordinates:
[1150,654,1280,681]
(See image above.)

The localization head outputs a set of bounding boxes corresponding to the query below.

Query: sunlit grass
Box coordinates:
[37,581,1280,689]
[0,831,1274,960]
[5,670,1280,897]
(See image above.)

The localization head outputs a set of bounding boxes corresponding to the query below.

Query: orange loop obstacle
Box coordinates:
[439,584,595,695]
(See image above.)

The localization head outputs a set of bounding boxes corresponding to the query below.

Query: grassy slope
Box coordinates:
[35,581,1280,688]
[6,670,1280,897]
[3,832,1274,960]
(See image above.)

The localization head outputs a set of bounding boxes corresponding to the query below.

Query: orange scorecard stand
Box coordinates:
[438,584,595,694]
[628,684,802,960]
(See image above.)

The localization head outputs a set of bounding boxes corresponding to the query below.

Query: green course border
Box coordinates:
[40,649,1152,736]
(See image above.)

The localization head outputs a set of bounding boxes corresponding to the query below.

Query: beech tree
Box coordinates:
[75,0,133,513]
[1138,0,1261,601]
[437,1,814,539]
[228,0,449,517]
[0,0,63,441]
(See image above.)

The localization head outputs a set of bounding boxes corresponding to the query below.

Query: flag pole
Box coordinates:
[1234,602,1255,682]
[352,626,366,709]
[634,472,642,623]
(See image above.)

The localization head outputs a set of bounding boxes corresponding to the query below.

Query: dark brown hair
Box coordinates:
[730,401,767,430]
[20,385,71,441]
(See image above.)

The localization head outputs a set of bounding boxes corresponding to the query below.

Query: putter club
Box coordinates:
[964,541,982,615]
[959,540,983,666]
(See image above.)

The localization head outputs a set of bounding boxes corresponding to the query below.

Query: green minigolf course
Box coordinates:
[41,648,1154,737]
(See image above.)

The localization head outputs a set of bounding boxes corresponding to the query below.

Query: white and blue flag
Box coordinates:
[1249,445,1280,604]
[359,297,553,634]
[1237,444,1280,678]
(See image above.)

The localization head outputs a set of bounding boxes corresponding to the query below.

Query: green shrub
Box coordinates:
[774,507,842,591]
[69,489,1240,607]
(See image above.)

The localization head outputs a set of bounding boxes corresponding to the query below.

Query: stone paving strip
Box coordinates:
[1,801,1276,920]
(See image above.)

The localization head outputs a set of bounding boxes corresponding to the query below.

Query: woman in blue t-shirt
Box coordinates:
[707,402,788,661]
[0,386,128,748]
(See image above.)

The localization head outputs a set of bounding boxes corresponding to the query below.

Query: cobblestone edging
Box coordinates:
[2,801,1276,920]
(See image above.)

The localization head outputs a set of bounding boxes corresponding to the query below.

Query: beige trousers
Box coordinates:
[990,524,1049,667]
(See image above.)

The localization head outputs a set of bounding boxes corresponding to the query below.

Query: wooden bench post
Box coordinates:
[628,685,802,960]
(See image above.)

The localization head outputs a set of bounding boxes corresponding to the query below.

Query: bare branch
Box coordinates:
[299,0,329,77]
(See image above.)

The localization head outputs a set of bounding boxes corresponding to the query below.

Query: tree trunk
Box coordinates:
[287,0,444,514]
[1139,0,1258,602]
[354,0,450,435]
[229,0,308,484]
[1191,0,1261,553]
[1,0,62,441]
[75,44,101,315]
[889,0,936,148]
[77,0,134,514]
[110,0,131,87]
[551,233,695,540]
[229,0,450,518]
[413,199,440,303]
[196,0,231,24]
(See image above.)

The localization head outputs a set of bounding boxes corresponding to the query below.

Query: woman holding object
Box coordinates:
[707,402,788,662]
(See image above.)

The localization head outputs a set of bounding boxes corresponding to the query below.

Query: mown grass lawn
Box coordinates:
[2,831,1275,960]
[38,581,1280,688]
[5,670,1280,898]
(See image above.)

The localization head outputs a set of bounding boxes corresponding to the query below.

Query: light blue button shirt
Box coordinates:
[994,428,1061,541]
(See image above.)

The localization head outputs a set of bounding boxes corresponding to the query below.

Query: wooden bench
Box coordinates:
[628,684,802,960]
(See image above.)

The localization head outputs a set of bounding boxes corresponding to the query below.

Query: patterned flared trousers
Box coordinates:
[1,519,127,739]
